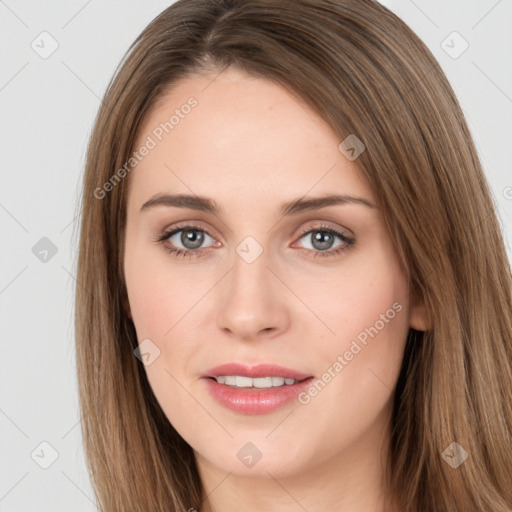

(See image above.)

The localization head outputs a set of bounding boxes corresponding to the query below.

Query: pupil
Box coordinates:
[182,230,204,249]
[312,231,333,250]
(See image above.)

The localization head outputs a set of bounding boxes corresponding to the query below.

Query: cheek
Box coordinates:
[310,247,409,347]
[124,240,209,383]
[124,243,208,439]
[124,239,189,339]
[299,250,410,412]
[300,245,410,398]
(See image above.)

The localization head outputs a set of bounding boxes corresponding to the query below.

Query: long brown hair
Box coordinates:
[74,0,512,510]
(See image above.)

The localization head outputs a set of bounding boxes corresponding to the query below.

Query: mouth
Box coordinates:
[202,362,312,381]
[201,363,314,414]
[206,375,310,388]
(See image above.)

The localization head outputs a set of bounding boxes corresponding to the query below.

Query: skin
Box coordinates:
[123,66,428,512]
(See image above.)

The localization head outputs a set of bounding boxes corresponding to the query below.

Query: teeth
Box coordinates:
[236,376,253,387]
[214,375,299,388]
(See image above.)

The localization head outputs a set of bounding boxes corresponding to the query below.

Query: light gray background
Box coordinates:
[1,1,511,510]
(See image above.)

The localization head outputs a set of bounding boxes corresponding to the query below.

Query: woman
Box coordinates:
[75,0,512,510]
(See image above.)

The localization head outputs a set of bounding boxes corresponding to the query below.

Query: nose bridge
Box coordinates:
[235,234,266,268]
[230,235,273,303]
[216,234,288,338]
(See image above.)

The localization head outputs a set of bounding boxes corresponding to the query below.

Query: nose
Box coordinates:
[216,246,291,341]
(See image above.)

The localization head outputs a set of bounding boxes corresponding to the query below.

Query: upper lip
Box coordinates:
[202,363,312,381]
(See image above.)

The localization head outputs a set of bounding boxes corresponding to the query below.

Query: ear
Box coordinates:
[123,296,133,320]
[409,291,430,331]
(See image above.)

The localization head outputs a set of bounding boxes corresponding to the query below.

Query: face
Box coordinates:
[123,66,427,479]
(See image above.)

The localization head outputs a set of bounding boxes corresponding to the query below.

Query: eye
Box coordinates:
[293,224,355,258]
[155,224,217,258]
[155,222,355,259]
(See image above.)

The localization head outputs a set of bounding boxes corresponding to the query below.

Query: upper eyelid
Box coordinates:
[162,222,353,245]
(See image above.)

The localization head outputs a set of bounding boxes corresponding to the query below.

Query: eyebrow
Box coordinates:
[140,193,376,216]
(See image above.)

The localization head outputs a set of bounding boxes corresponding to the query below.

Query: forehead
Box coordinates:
[127,67,372,213]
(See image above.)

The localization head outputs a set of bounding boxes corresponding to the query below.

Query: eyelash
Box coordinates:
[154,223,355,260]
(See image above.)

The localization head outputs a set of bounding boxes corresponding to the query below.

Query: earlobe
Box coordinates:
[409,293,431,331]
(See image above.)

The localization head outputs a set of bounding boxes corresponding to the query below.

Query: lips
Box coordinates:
[202,362,312,381]
[201,362,314,414]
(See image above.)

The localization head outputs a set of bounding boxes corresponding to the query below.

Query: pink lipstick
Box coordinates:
[201,363,314,415]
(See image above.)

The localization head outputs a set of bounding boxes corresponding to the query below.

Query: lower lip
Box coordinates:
[202,377,314,415]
